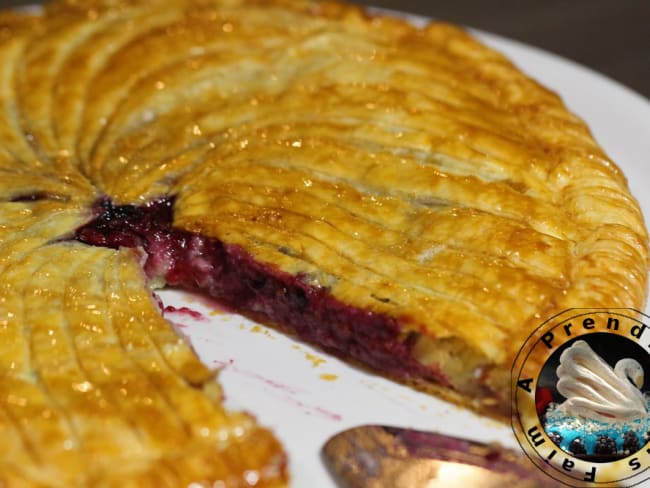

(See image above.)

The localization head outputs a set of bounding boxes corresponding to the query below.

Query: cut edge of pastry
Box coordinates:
[0,0,648,484]
[63,0,648,425]
[73,198,519,422]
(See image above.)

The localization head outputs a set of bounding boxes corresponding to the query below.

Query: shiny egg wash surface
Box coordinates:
[0,0,647,485]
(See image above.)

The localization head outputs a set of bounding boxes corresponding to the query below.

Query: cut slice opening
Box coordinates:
[74,197,502,417]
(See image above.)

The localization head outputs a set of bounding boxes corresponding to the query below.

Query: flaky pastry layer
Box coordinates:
[0,0,647,484]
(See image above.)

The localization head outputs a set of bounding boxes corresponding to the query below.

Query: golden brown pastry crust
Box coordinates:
[0,2,288,485]
[0,231,286,487]
[0,0,647,483]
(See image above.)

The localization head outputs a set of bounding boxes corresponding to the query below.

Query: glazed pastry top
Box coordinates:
[0,0,647,483]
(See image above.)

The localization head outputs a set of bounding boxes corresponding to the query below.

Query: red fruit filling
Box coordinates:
[75,198,440,384]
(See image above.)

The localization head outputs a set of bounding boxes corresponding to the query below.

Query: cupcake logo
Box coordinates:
[543,337,650,460]
[512,309,650,487]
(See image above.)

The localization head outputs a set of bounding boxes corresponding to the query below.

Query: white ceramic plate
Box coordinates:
[158,9,650,488]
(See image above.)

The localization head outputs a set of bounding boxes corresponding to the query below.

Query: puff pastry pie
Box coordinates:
[0,0,647,485]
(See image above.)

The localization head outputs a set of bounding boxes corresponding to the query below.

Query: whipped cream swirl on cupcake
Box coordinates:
[556,340,648,421]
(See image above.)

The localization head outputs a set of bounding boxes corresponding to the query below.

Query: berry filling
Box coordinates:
[75,198,440,384]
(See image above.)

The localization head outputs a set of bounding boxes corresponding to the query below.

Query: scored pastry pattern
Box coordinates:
[0,0,647,485]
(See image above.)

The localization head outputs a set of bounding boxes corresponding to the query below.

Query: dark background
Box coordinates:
[538,332,650,403]
[3,0,649,99]
[354,0,649,99]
